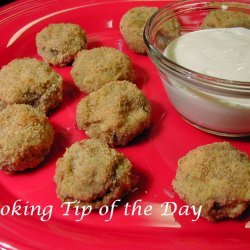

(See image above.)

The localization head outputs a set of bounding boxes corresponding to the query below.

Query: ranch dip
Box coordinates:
[163,27,250,82]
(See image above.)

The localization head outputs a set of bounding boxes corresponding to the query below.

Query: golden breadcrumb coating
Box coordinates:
[71,47,135,93]
[120,6,181,54]
[0,58,63,114]
[173,142,250,221]
[36,23,87,66]
[76,81,151,147]
[0,104,54,174]
[120,7,158,54]
[54,139,133,209]
[201,8,250,29]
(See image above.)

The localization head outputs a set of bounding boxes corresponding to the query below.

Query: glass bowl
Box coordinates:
[144,0,250,137]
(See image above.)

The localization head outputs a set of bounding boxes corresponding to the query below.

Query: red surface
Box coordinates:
[0,0,249,249]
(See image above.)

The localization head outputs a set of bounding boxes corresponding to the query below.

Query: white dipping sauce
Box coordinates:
[160,27,250,135]
[164,28,250,82]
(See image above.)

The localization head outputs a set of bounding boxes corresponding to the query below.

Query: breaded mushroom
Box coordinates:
[120,6,181,54]
[173,142,250,221]
[36,23,87,66]
[76,81,151,147]
[0,104,54,174]
[0,58,63,114]
[201,7,250,29]
[71,47,135,93]
[54,139,133,209]
[120,6,158,54]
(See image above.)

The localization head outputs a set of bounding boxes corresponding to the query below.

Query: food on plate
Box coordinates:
[0,58,63,114]
[172,142,250,221]
[0,104,54,174]
[201,9,250,29]
[71,47,135,93]
[76,80,152,147]
[120,6,158,54]
[54,139,133,209]
[36,23,87,66]
[120,6,181,54]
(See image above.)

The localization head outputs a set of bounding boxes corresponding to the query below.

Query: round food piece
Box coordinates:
[172,142,250,221]
[120,6,158,54]
[0,104,54,174]
[201,10,250,29]
[36,23,87,66]
[120,6,181,54]
[71,47,135,93]
[54,139,133,209]
[76,81,152,147]
[0,58,63,114]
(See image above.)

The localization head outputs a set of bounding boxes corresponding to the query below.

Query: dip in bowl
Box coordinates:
[144,0,250,137]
